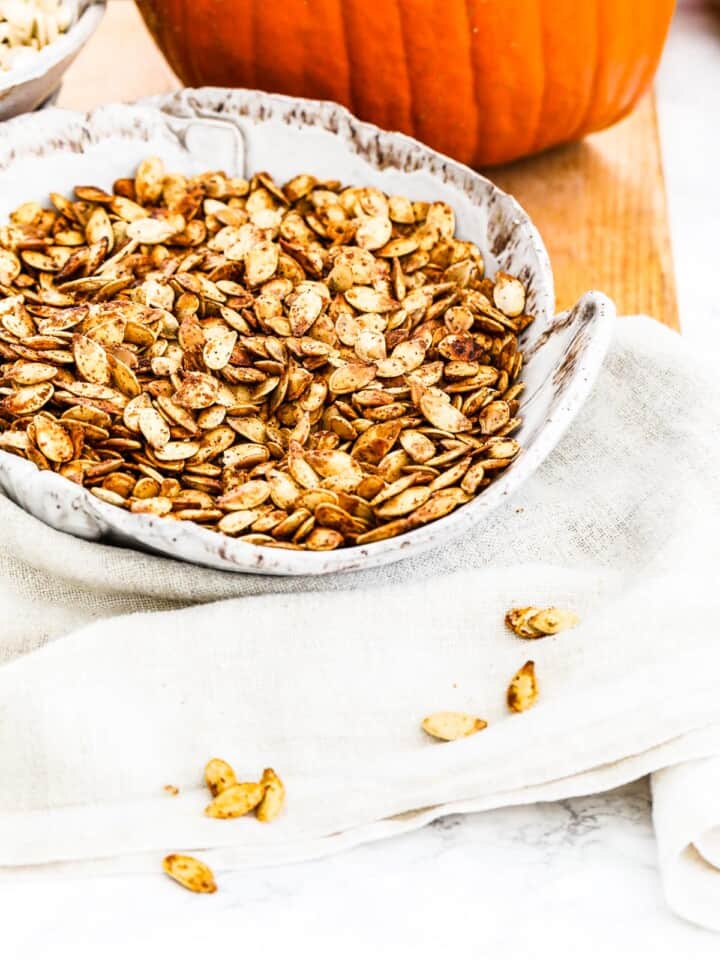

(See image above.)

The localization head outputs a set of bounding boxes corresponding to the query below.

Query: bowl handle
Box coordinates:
[171,116,247,178]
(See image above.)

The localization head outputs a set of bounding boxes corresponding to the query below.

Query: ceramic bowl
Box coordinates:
[0,87,615,574]
[0,0,105,120]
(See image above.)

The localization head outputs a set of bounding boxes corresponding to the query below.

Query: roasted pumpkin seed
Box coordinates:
[205,782,265,819]
[204,757,237,797]
[421,711,488,741]
[162,854,217,894]
[0,159,532,550]
[256,768,286,822]
[507,660,539,713]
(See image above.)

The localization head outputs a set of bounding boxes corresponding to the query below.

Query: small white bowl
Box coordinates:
[0,87,614,575]
[0,0,105,120]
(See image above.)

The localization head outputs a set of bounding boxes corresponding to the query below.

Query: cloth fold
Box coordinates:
[1,315,719,931]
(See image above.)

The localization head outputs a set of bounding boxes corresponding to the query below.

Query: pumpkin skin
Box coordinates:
[136,0,675,167]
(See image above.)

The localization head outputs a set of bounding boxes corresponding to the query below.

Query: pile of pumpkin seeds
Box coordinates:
[0,158,532,551]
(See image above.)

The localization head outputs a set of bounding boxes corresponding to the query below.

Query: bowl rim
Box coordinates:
[0,90,612,575]
[0,0,105,94]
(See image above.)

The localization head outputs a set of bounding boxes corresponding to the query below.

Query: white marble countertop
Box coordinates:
[3,4,719,955]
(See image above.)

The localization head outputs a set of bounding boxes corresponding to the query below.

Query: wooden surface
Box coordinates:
[59,1,678,329]
[488,97,678,328]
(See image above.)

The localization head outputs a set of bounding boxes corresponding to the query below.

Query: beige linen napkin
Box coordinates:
[0,315,719,930]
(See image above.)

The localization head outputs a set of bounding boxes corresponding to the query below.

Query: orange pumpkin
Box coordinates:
[136,0,675,167]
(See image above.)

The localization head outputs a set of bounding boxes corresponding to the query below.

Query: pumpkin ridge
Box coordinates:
[462,0,480,165]
[465,0,485,167]
[305,0,351,105]
[345,0,413,135]
[337,0,357,115]
[210,0,232,88]
[524,0,548,158]
[461,0,480,167]
[184,0,203,85]
[576,0,604,139]
[396,0,419,141]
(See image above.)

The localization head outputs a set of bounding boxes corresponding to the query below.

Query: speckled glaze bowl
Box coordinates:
[0,0,105,120]
[0,88,614,574]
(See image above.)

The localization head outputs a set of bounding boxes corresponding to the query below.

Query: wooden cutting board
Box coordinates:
[488,96,678,328]
[59,1,678,330]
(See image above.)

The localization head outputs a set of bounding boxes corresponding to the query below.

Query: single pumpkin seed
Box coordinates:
[204,757,237,797]
[507,660,538,713]
[422,711,488,741]
[256,768,286,822]
[162,854,217,894]
[205,782,265,819]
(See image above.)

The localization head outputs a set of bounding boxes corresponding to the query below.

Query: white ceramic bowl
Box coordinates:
[0,87,614,574]
[0,0,105,119]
